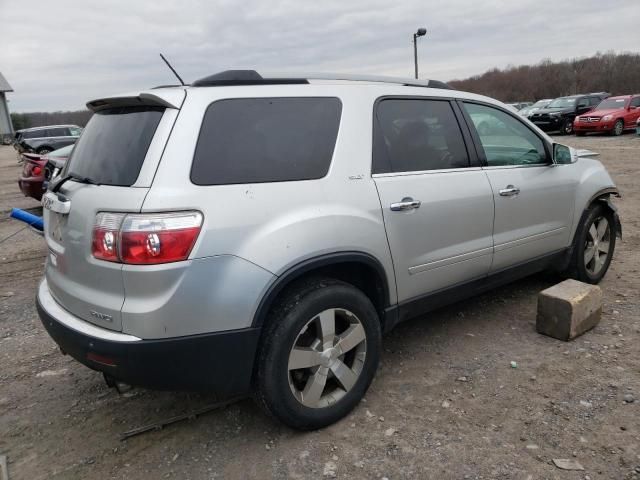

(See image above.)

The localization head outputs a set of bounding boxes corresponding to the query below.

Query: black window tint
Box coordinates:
[373,99,469,174]
[191,98,341,185]
[64,106,164,186]
[463,102,548,167]
[48,127,67,137]
[23,130,43,139]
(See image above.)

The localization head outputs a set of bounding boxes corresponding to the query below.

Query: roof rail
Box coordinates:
[190,70,452,90]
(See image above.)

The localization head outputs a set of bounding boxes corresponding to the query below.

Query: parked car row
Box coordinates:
[13,124,82,155]
[511,92,640,136]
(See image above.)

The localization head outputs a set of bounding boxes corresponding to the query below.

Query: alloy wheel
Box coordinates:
[287,308,367,408]
[584,216,611,276]
[615,120,624,136]
[564,120,573,135]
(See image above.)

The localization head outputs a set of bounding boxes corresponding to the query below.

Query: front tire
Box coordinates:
[611,119,624,136]
[562,119,574,135]
[254,278,381,430]
[567,203,616,284]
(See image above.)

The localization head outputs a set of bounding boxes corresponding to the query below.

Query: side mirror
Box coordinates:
[553,144,573,165]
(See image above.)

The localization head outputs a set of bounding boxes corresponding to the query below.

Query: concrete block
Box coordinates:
[536,279,602,341]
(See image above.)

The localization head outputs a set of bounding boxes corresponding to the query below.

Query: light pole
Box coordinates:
[413,28,427,79]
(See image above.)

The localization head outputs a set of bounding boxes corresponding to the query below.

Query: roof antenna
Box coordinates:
[159,53,186,86]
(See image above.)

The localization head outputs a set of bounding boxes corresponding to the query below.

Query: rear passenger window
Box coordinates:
[631,97,640,108]
[23,130,42,139]
[373,99,469,174]
[191,98,342,185]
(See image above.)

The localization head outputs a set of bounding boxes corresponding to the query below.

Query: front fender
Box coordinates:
[568,157,620,241]
[602,194,622,238]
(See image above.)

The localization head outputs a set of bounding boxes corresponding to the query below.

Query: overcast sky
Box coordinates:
[1,0,639,112]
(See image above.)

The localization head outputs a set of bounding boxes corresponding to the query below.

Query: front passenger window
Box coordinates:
[463,103,548,167]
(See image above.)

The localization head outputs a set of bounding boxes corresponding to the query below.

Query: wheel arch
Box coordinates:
[251,251,394,331]
[558,187,621,275]
[574,187,622,244]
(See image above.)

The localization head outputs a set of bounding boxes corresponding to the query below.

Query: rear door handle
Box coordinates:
[390,197,422,211]
[499,185,520,197]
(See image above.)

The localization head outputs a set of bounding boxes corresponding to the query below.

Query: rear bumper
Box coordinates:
[36,280,260,394]
[18,177,45,200]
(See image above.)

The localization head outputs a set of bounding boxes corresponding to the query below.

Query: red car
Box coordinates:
[574,94,640,136]
[18,145,73,201]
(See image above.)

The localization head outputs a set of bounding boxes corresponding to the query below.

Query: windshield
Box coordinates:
[532,100,551,108]
[64,106,164,186]
[547,98,576,108]
[595,98,628,110]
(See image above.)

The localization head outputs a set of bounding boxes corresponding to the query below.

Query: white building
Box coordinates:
[0,71,14,144]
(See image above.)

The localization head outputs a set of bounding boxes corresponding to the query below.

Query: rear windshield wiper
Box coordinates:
[51,172,100,193]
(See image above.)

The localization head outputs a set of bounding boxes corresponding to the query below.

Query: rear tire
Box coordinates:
[566,203,616,284]
[562,119,574,135]
[611,119,624,136]
[254,278,381,430]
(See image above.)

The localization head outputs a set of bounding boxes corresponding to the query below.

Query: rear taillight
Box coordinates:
[91,211,203,265]
[92,213,124,262]
[32,166,42,176]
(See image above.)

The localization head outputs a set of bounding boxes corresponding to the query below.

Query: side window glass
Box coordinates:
[463,103,548,167]
[577,98,589,108]
[373,99,469,174]
[631,97,640,108]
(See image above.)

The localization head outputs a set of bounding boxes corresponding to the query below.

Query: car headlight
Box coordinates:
[549,112,562,117]
[602,115,613,122]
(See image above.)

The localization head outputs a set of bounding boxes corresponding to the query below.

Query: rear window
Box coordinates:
[65,106,164,186]
[191,97,342,185]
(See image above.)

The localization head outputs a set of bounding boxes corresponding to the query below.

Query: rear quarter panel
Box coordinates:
[138,85,398,332]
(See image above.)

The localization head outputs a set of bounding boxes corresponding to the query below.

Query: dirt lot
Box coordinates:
[1,134,639,480]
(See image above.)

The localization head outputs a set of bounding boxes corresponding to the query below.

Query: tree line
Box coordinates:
[9,51,640,129]
[448,51,640,102]
[11,110,93,131]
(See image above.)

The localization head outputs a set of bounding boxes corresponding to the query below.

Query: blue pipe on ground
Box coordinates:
[10,208,44,231]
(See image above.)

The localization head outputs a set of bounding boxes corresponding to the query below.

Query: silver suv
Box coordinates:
[38,70,621,430]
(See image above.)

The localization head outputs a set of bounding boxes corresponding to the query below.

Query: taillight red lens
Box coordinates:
[91,213,124,262]
[32,166,42,176]
[120,227,201,264]
[91,211,202,265]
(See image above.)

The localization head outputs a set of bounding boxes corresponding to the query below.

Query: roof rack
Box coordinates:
[189,70,452,90]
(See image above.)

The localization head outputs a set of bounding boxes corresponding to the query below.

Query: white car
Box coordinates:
[38,71,621,429]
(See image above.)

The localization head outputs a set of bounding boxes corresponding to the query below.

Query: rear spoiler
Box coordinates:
[86,91,184,112]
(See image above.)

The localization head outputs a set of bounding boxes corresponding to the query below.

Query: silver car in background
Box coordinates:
[37,70,621,429]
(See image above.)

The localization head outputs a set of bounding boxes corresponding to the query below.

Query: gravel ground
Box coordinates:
[1,133,639,480]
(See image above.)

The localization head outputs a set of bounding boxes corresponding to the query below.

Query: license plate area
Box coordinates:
[42,191,71,214]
